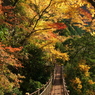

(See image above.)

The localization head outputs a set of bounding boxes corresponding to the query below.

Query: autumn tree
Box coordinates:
[19,43,53,94]
[1,0,94,45]
[0,42,24,95]
[63,33,95,95]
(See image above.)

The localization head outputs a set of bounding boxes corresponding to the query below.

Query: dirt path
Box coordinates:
[50,65,64,95]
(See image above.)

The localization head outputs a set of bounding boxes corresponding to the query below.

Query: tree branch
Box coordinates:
[20,0,53,45]
[13,0,19,6]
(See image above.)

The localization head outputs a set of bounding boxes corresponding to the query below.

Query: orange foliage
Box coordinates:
[0,42,24,93]
[45,31,58,40]
[0,42,23,68]
[2,6,15,13]
[48,23,67,30]
[0,42,23,52]
[79,8,92,19]
[0,5,3,14]
[1,4,19,27]
[5,46,23,52]
[0,0,3,14]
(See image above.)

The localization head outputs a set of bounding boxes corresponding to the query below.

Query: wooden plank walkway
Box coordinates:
[50,65,64,95]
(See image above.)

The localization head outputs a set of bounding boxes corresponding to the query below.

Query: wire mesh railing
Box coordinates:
[25,75,53,95]
[40,77,52,95]
[62,66,70,95]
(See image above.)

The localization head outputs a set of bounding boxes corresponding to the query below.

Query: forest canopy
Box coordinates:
[0,0,95,95]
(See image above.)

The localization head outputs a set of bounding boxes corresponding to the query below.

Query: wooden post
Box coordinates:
[43,84,45,90]
[37,88,40,95]
[67,90,70,95]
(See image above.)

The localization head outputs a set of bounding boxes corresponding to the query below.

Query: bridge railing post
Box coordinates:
[37,88,40,95]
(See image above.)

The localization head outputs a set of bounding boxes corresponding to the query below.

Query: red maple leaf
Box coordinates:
[48,23,67,30]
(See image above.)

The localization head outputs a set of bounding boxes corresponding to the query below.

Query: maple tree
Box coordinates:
[0,42,24,95]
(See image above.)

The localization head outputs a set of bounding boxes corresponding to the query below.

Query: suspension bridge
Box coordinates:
[25,65,69,95]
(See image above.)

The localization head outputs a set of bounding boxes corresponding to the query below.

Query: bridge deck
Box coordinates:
[50,65,64,95]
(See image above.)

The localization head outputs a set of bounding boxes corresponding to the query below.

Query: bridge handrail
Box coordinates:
[62,66,70,95]
[26,74,53,95]
[40,76,52,95]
